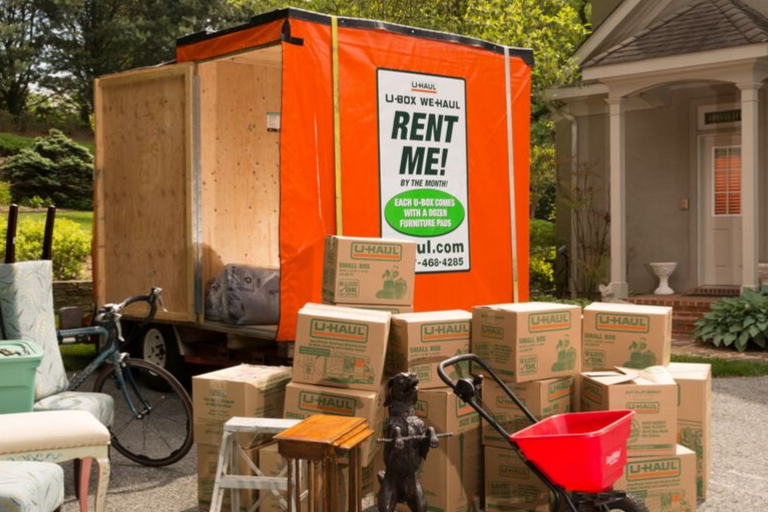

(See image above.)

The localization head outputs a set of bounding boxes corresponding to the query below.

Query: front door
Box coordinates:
[702,134,742,285]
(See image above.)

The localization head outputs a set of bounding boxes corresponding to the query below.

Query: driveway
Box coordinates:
[61,377,768,511]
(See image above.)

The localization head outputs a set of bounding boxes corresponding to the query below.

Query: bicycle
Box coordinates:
[59,287,194,467]
[437,354,649,512]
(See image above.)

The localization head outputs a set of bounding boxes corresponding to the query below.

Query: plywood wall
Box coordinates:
[95,66,194,320]
[199,48,282,290]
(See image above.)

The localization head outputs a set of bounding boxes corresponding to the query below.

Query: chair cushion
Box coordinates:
[0,461,64,512]
[0,261,68,400]
[0,411,110,457]
[34,391,114,427]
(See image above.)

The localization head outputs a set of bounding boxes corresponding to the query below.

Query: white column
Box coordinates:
[607,96,628,299]
[739,82,762,291]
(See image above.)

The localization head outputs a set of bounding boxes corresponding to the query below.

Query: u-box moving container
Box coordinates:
[94,8,533,360]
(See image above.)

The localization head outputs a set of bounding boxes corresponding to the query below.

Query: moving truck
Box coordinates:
[93,8,533,376]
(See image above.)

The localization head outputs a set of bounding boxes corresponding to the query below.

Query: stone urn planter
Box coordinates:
[649,262,677,295]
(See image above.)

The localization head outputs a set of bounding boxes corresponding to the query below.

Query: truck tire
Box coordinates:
[139,324,187,382]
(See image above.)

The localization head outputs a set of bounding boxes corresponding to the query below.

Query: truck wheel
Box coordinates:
[140,324,187,382]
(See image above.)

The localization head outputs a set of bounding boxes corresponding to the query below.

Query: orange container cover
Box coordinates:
[177,10,532,340]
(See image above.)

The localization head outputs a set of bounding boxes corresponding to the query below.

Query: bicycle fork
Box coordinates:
[111,353,153,419]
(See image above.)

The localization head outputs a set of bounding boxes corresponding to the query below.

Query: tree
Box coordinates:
[1,129,93,209]
[0,0,55,117]
[45,0,228,120]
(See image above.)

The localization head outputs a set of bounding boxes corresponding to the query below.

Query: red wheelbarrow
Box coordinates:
[437,354,649,512]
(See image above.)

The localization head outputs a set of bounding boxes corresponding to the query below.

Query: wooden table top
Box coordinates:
[274,415,374,460]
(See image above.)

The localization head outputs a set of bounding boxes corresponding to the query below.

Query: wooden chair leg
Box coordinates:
[79,458,92,512]
[94,457,110,512]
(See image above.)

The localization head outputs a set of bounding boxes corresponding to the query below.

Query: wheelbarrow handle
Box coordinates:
[437,354,539,428]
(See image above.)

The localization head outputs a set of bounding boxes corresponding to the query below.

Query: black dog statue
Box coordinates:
[378,373,440,512]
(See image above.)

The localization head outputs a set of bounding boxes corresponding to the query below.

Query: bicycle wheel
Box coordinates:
[94,357,194,467]
[603,493,651,512]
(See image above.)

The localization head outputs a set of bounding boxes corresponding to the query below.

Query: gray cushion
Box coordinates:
[0,461,64,512]
[34,391,114,427]
[0,261,68,400]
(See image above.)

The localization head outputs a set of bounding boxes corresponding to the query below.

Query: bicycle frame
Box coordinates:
[61,326,152,419]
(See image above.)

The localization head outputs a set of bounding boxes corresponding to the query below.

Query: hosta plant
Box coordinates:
[692,289,768,352]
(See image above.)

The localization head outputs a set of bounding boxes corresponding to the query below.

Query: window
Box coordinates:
[713,146,741,216]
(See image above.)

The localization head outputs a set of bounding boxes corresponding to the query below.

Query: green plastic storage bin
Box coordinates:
[0,340,43,414]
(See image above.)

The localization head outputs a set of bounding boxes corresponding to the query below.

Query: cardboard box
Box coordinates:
[198,443,259,512]
[323,236,416,306]
[484,446,548,512]
[293,304,391,391]
[391,388,482,512]
[582,303,672,371]
[387,310,472,389]
[193,365,292,446]
[615,445,697,512]
[283,381,385,466]
[471,302,582,383]
[482,376,573,448]
[668,362,711,500]
[349,304,415,314]
[581,367,678,457]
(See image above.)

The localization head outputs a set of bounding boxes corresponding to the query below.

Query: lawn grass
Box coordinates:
[19,210,93,235]
[60,342,97,372]
[671,354,768,378]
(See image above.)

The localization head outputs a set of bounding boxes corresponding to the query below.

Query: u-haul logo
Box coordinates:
[499,465,528,479]
[415,400,428,418]
[494,394,522,409]
[596,313,650,334]
[627,401,660,414]
[627,458,681,481]
[298,392,357,416]
[583,380,603,403]
[528,312,571,332]
[421,322,470,342]
[481,325,504,339]
[310,319,368,343]
[351,242,402,261]
[548,378,573,402]
[455,396,475,418]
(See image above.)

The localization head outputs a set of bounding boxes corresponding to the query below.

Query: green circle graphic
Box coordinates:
[385,189,465,237]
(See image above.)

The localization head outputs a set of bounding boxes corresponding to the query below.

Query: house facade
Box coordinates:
[552,0,768,298]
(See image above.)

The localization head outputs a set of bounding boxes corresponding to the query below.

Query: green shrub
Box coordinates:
[0,181,11,206]
[692,289,768,352]
[0,218,91,280]
[0,132,34,156]
[19,195,51,209]
[0,129,93,209]
[530,219,561,294]
[531,294,592,309]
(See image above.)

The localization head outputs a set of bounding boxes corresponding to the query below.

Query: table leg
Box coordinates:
[287,458,294,512]
[323,458,333,512]
[94,457,110,512]
[314,461,322,512]
[349,448,361,512]
[294,459,303,512]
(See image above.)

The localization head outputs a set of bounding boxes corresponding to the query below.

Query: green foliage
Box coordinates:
[20,195,51,208]
[693,289,768,352]
[530,219,561,295]
[0,181,11,206]
[0,218,91,280]
[60,342,96,371]
[1,129,93,209]
[530,294,592,309]
[0,131,34,156]
[671,354,768,378]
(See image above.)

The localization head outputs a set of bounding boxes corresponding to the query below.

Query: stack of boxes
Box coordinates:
[193,364,293,511]
[472,303,581,512]
[581,303,711,512]
[386,309,481,512]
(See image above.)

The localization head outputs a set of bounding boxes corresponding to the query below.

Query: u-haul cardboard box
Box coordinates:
[198,443,259,512]
[352,304,415,314]
[482,376,573,448]
[581,367,677,458]
[582,303,672,371]
[616,445,697,512]
[389,388,482,512]
[484,446,548,512]
[193,364,292,446]
[387,310,472,389]
[323,236,416,306]
[258,443,310,512]
[471,302,582,383]
[283,381,385,466]
[668,362,711,500]
[293,304,391,391]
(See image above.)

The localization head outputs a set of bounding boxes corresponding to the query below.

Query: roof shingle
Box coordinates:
[584,0,768,67]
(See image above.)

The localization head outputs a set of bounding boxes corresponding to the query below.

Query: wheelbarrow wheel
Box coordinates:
[603,493,650,512]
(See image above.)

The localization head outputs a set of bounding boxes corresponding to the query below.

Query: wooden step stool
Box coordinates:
[210,417,306,512]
